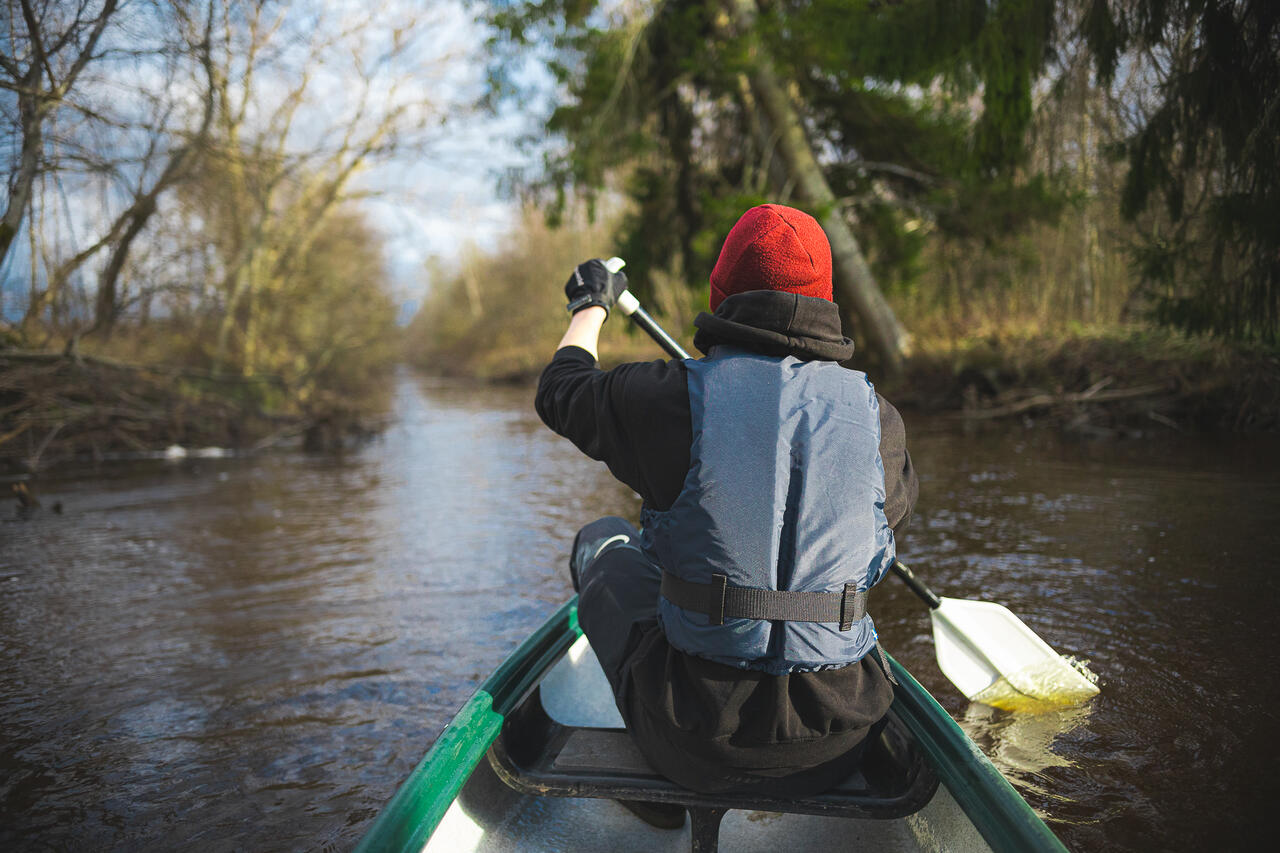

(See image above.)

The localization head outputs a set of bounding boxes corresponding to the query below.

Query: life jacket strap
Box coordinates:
[660,571,868,631]
[875,642,899,685]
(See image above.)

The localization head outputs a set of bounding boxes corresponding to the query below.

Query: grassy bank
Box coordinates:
[0,339,395,475]
[412,298,1278,434]
[406,206,704,382]
[889,327,1279,433]
[4,205,403,474]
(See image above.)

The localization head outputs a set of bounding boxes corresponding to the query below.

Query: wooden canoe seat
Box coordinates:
[487,685,939,853]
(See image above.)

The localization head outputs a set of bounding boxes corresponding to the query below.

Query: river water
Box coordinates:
[2,372,1277,851]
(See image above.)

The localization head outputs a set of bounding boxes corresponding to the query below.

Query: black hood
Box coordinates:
[692,291,853,362]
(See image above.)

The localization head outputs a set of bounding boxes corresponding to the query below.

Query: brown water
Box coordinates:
[1,372,1277,851]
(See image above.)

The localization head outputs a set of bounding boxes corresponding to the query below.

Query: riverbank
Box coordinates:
[7,324,1270,479]
[891,327,1280,434]
[414,324,1280,434]
[0,349,391,475]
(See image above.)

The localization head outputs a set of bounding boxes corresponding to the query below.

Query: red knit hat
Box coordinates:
[709,204,833,311]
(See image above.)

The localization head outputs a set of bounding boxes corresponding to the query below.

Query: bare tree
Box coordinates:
[19,1,221,339]
[0,0,121,271]
[162,0,447,377]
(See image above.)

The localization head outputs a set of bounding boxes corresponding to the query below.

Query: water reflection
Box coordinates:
[957,701,1094,802]
[897,423,1280,851]
[0,373,639,851]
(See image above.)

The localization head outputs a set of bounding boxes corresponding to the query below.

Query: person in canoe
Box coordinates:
[535,203,918,828]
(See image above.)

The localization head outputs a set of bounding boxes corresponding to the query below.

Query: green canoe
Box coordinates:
[354,598,1067,853]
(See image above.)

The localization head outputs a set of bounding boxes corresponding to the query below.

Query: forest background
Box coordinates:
[3,0,1278,473]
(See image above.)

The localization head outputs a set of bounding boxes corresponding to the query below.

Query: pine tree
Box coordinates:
[485,0,1065,371]
[1082,0,1278,345]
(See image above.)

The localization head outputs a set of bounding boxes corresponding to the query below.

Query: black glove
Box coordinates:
[564,259,627,317]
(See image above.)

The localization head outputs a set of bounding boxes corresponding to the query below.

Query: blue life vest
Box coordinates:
[640,346,894,675]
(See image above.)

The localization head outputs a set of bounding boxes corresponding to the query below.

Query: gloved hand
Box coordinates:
[564,259,628,318]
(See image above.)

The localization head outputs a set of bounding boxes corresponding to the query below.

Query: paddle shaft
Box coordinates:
[615,291,690,360]
[890,560,942,609]
[604,258,691,360]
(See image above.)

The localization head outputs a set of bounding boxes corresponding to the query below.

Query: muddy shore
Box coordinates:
[5,330,1275,479]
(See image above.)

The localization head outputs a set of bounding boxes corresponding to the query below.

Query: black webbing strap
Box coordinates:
[660,571,868,631]
[875,642,899,685]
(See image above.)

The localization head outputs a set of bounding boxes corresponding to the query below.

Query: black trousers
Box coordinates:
[570,516,660,696]
[569,516,884,797]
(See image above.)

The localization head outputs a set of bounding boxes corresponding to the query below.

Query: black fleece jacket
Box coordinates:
[535,290,919,789]
[536,290,917,524]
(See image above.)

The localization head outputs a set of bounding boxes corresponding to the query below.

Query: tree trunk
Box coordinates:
[0,70,46,271]
[95,20,217,337]
[463,263,483,319]
[724,0,911,376]
[3,0,121,273]
[93,197,155,336]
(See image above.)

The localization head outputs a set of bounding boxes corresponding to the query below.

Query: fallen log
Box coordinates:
[959,381,1173,420]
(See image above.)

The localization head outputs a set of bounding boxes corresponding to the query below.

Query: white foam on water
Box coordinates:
[971,656,1100,713]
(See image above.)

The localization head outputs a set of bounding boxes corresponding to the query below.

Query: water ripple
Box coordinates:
[3,377,1278,851]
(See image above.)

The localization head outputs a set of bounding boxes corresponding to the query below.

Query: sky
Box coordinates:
[360,101,536,310]
[0,0,550,320]
[259,0,553,307]
[348,2,549,305]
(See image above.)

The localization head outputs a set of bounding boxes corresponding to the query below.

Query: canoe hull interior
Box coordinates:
[425,635,993,853]
[355,598,1066,853]
[425,753,992,853]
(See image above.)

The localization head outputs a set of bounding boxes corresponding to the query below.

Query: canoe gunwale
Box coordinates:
[352,599,581,853]
[887,661,1069,853]
[354,596,1068,853]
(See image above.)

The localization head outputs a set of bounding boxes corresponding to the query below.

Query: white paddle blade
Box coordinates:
[931,597,1099,712]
